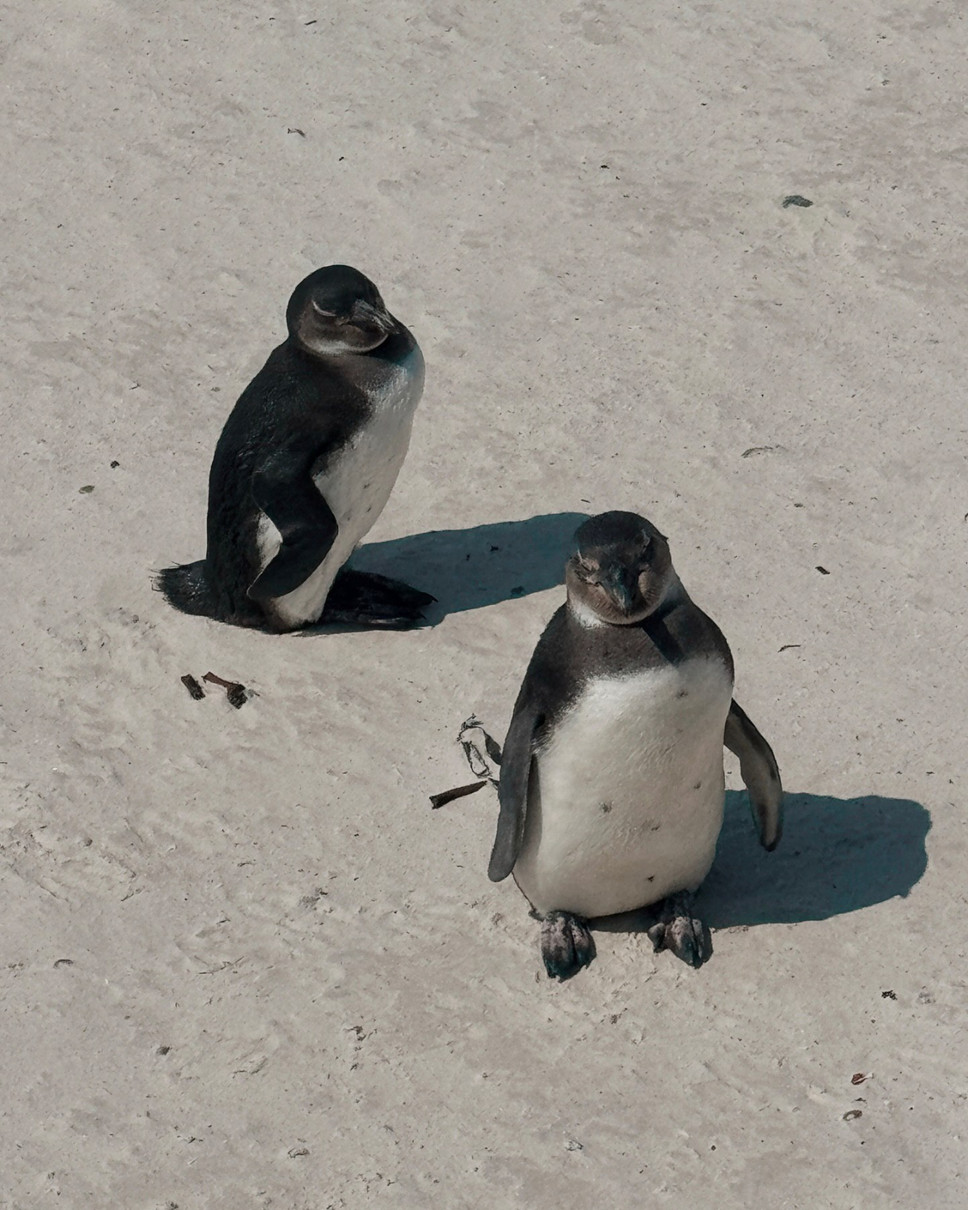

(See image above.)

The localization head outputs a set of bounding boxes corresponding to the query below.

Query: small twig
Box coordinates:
[430,780,487,809]
[429,717,503,810]
[203,671,247,708]
[181,674,205,700]
[458,716,502,782]
[202,671,236,690]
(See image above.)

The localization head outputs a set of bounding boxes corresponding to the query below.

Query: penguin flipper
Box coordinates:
[724,699,783,851]
[247,450,339,601]
[488,700,542,882]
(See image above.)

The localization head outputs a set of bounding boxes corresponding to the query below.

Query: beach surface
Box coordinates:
[2,2,967,1206]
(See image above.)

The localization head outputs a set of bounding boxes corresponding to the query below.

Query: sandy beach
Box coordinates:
[3,2,967,1206]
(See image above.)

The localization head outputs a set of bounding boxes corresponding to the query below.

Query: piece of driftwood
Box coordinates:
[203,671,247,708]
[180,674,205,700]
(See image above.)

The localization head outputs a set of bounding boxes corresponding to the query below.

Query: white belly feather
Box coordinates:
[257,348,423,627]
[513,657,733,918]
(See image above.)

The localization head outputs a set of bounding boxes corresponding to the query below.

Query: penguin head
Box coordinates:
[287,265,396,357]
[566,511,675,625]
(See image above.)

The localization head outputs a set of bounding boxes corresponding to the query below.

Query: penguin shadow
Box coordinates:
[696,790,930,928]
[595,791,930,946]
[345,511,589,619]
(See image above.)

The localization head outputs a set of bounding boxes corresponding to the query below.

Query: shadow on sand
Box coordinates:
[348,511,589,618]
[697,790,930,928]
[594,791,930,941]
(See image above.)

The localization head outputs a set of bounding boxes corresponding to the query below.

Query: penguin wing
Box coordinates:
[724,699,783,850]
[488,693,543,882]
[246,440,340,601]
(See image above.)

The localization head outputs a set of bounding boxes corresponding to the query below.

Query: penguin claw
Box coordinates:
[646,893,712,968]
[540,911,595,980]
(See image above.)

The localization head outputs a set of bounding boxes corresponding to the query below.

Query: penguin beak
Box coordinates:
[350,299,395,335]
[603,566,638,616]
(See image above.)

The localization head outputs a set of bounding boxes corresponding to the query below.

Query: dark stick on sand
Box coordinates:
[429,780,488,809]
[203,671,248,708]
[181,674,205,700]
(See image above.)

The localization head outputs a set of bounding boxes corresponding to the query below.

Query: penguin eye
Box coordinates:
[310,299,337,319]
[575,559,600,584]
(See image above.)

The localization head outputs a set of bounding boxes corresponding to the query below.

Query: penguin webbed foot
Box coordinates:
[539,911,595,980]
[322,568,436,628]
[645,892,712,968]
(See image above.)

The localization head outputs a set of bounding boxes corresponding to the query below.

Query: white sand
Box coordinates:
[3,2,967,1206]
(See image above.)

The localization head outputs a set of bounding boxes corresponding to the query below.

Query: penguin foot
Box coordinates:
[540,911,595,980]
[323,569,436,629]
[645,893,712,968]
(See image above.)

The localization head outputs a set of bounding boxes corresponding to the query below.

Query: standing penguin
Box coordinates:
[488,511,782,979]
[159,264,433,631]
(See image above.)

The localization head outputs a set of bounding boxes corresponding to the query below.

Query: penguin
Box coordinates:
[487,511,783,979]
[158,264,433,631]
